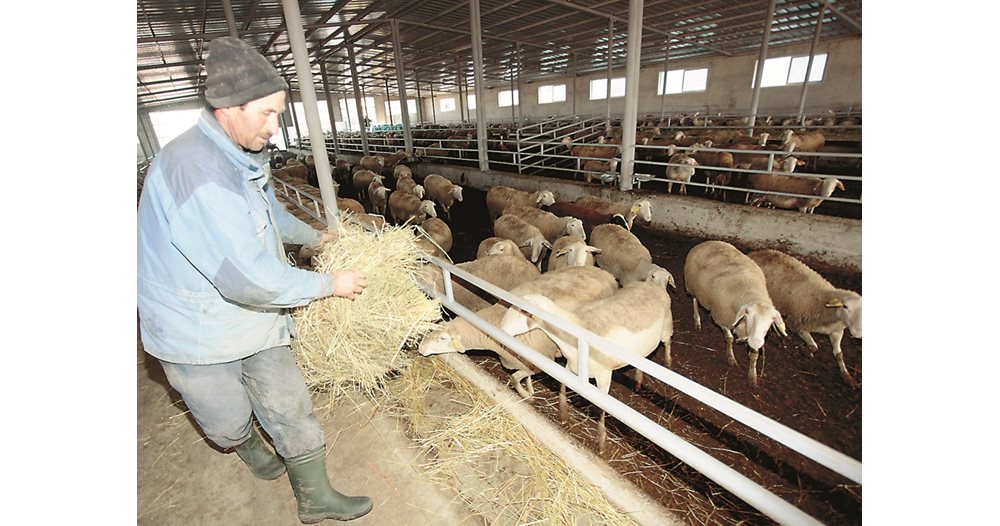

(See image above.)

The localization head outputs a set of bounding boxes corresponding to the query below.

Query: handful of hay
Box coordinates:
[291,222,442,397]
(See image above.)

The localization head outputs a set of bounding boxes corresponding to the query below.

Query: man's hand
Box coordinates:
[331,269,368,300]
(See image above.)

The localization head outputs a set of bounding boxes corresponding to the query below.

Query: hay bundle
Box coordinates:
[291,222,442,397]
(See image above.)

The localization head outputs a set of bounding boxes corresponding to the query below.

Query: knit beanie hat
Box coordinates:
[204,36,288,108]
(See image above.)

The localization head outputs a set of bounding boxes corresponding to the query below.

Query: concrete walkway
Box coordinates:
[136,341,483,526]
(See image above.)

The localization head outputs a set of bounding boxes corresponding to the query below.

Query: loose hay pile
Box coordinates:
[291,222,442,398]
[382,358,642,526]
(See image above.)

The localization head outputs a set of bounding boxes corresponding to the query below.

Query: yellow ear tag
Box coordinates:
[825,299,845,308]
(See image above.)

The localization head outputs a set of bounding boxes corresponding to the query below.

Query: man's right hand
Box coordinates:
[330,269,368,299]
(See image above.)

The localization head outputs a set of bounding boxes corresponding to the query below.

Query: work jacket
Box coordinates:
[137,108,332,364]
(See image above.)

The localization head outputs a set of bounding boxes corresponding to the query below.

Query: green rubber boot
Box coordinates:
[233,427,286,481]
[285,446,373,523]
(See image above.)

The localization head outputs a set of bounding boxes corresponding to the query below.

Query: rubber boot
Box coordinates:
[285,446,373,523]
[233,427,286,481]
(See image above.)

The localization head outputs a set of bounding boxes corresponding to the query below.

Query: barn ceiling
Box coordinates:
[136,0,862,111]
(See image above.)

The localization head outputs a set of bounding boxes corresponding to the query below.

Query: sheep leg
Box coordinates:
[829,330,858,388]
[634,369,644,392]
[691,298,702,331]
[797,330,820,358]
[511,371,535,398]
[748,348,760,388]
[723,327,737,367]
[559,384,568,424]
[662,336,673,369]
[597,410,607,455]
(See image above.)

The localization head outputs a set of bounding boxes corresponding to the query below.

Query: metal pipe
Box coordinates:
[509,46,517,125]
[797,1,827,123]
[618,0,643,191]
[344,25,370,155]
[319,61,340,155]
[414,69,424,123]
[391,18,414,153]
[571,52,578,116]
[384,77,394,127]
[280,0,340,226]
[659,39,670,120]
[606,19,613,123]
[285,81,302,146]
[469,0,490,171]
[747,0,777,135]
[221,0,239,37]
[430,80,436,123]
[456,61,465,124]
[515,42,522,123]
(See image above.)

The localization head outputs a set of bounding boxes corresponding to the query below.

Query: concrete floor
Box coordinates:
[136,340,484,526]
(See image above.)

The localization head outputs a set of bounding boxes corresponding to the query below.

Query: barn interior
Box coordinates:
[135,1,865,525]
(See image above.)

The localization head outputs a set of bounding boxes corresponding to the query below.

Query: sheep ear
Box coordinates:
[585,245,602,254]
[731,305,748,329]
[519,240,532,248]
[825,298,845,308]
[773,313,788,337]
[542,240,553,249]
[667,274,676,289]
[554,248,568,258]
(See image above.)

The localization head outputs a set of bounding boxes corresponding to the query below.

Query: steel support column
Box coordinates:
[606,19,614,123]
[659,39,670,120]
[748,0,777,135]
[344,25,370,155]
[221,0,239,37]
[319,61,340,155]
[617,0,643,191]
[281,0,340,225]
[391,18,414,153]
[469,0,490,171]
[797,1,828,123]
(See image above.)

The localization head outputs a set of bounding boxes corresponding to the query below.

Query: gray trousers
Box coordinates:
[158,345,324,459]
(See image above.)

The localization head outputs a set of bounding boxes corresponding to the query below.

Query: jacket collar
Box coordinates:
[196,107,270,182]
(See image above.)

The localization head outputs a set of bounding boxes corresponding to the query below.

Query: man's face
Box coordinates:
[218,90,285,152]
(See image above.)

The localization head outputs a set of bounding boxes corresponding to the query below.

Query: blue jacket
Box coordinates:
[137,108,332,364]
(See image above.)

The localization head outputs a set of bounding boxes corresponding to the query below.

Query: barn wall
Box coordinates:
[401,162,862,274]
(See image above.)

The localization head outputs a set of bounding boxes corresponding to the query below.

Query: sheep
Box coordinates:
[502,204,587,244]
[663,151,700,195]
[475,237,526,260]
[546,235,600,273]
[359,155,385,173]
[393,164,413,180]
[501,280,672,453]
[589,224,675,291]
[368,175,389,216]
[547,202,632,237]
[418,254,541,313]
[334,159,352,185]
[414,217,453,259]
[560,139,621,180]
[580,158,620,184]
[352,169,379,201]
[418,302,561,398]
[395,174,425,199]
[572,196,652,226]
[336,197,366,217]
[683,240,787,387]
[781,129,826,153]
[493,214,552,268]
[485,186,557,222]
[422,174,464,221]
[387,190,437,225]
[747,249,862,387]
[749,173,844,213]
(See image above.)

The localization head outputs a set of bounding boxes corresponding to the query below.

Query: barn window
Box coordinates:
[657,68,708,95]
[538,84,566,104]
[440,97,456,112]
[498,89,519,107]
[467,94,477,110]
[753,53,828,87]
[589,77,625,100]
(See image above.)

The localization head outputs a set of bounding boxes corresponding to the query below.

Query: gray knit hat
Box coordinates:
[205,36,288,108]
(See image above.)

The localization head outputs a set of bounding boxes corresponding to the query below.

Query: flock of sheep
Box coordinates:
[272,150,862,454]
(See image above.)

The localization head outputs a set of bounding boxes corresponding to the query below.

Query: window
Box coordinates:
[467,94,477,110]
[498,89,519,107]
[338,97,376,132]
[752,53,828,87]
[589,77,626,100]
[657,68,708,95]
[384,99,417,120]
[148,108,201,149]
[538,84,566,104]
[440,97,456,112]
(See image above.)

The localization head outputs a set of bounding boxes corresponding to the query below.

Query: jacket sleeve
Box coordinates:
[266,182,325,246]
[167,180,334,308]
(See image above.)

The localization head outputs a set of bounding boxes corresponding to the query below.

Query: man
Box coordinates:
[137,36,372,523]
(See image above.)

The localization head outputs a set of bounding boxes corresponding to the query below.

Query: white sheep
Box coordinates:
[418,254,541,313]
[368,175,389,215]
[503,204,587,244]
[546,235,600,273]
[589,224,675,290]
[422,174,463,221]
[414,217,453,259]
[747,249,862,388]
[395,174,425,199]
[664,151,700,195]
[393,164,413,180]
[475,237,526,260]
[684,240,787,387]
[493,213,552,268]
[352,169,379,201]
[486,186,556,222]
[572,196,653,226]
[501,280,672,454]
[387,191,437,225]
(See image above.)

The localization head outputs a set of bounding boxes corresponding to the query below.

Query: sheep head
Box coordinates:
[451,185,464,202]
[536,190,556,207]
[419,200,438,218]
[732,303,786,350]
[644,264,676,290]
[827,293,863,339]
[418,328,465,356]
[631,200,653,223]
[412,184,426,199]
[565,218,586,240]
